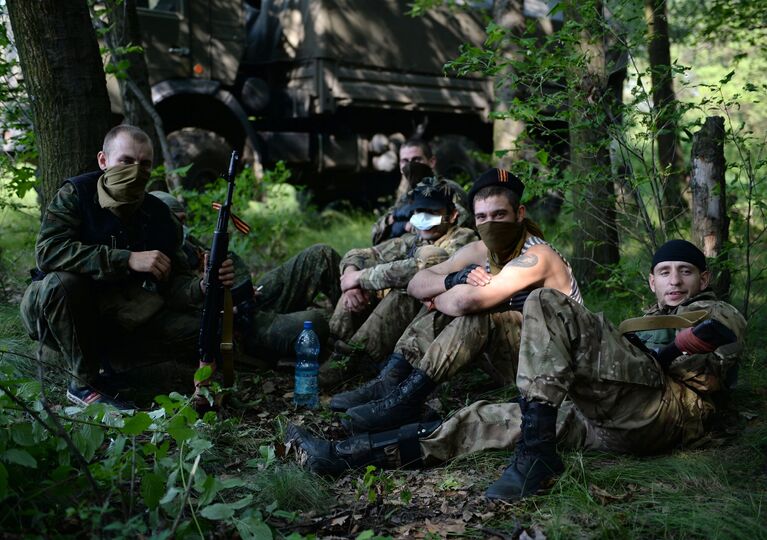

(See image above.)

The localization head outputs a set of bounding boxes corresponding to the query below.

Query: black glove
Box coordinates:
[656,318,736,369]
[444,264,480,290]
[691,319,737,347]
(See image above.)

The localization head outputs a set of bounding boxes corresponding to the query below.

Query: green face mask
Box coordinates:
[97,163,151,218]
[477,220,526,274]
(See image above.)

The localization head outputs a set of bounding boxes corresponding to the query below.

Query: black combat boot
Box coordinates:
[345,368,437,433]
[285,420,441,475]
[484,398,563,501]
[329,353,413,412]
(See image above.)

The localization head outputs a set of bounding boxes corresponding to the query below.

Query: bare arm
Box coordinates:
[432,248,551,316]
[407,241,485,300]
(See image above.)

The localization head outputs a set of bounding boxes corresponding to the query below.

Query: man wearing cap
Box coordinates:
[370,139,473,245]
[20,125,234,408]
[286,240,746,490]
[323,177,477,386]
[327,168,581,432]
[150,190,342,363]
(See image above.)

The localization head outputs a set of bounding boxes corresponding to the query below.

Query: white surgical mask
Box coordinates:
[409,212,444,231]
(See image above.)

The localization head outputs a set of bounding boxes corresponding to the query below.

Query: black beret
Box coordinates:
[468,168,525,206]
[651,239,707,272]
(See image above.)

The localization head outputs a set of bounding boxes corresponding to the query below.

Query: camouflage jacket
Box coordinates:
[635,291,747,395]
[35,181,203,308]
[342,226,478,291]
[370,179,474,245]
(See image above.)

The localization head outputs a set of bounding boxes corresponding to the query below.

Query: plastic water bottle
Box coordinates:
[293,321,320,409]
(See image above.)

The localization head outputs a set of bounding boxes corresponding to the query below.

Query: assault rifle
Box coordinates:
[198,151,239,389]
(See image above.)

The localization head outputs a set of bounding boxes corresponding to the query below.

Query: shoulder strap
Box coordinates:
[618,309,709,334]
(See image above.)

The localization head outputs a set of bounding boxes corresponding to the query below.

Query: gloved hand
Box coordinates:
[444,264,481,290]
[656,319,736,368]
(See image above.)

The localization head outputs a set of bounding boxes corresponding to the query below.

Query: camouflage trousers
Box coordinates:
[328,292,377,344]
[244,244,341,359]
[517,288,709,453]
[20,271,199,387]
[395,308,523,384]
[419,399,613,464]
[419,288,713,462]
[336,289,422,362]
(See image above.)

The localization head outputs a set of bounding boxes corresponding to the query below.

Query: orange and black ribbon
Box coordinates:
[211,202,251,235]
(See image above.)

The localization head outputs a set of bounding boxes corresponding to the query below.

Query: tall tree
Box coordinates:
[645,0,686,217]
[567,0,620,282]
[6,0,111,212]
[491,0,527,169]
[103,0,158,154]
[691,116,730,299]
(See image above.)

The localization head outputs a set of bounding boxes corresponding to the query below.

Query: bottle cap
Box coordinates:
[303,320,313,329]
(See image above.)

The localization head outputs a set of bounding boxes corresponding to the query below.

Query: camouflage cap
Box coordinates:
[409,177,455,212]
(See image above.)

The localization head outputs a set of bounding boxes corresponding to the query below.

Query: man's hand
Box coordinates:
[129,250,171,281]
[342,288,370,312]
[444,263,488,290]
[199,256,236,294]
[466,266,492,287]
[340,268,363,292]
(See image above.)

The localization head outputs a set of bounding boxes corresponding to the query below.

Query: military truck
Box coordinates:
[130,0,493,202]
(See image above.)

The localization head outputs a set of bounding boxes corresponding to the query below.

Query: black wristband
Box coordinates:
[444,263,480,290]
[444,272,459,290]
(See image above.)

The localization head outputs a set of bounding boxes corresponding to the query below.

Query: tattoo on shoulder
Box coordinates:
[508,253,539,268]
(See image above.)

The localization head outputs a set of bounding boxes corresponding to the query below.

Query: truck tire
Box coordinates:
[167,127,233,190]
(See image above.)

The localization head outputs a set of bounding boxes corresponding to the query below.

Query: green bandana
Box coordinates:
[478,218,545,274]
[97,163,151,218]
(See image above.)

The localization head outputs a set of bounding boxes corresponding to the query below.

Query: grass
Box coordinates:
[0,184,766,538]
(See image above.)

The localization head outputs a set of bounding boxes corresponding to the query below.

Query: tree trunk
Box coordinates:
[691,116,730,299]
[104,0,158,151]
[103,0,182,193]
[567,0,620,283]
[645,0,687,220]
[492,0,526,170]
[6,0,111,213]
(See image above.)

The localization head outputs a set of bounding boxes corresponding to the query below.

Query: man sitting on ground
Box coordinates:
[324,177,478,387]
[20,125,233,408]
[151,191,342,363]
[328,168,581,433]
[371,139,472,245]
[286,240,745,501]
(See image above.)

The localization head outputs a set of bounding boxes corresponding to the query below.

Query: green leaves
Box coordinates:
[1,448,36,468]
[141,472,165,509]
[235,513,273,540]
[121,412,153,435]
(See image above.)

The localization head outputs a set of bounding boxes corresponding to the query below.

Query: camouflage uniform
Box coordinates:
[330,226,477,360]
[245,244,342,359]
[20,179,202,387]
[419,288,746,461]
[183,234,341,360]
[370,179,474,245]
[396,237,580,386]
